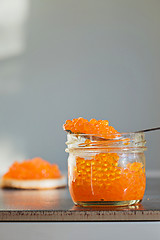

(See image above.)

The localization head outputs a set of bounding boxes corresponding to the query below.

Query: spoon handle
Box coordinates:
[135,127,160,133]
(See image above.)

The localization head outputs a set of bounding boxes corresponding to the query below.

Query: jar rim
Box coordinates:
[65,132,147,153]
[69,132,144,139]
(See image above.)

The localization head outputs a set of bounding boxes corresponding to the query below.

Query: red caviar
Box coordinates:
[63,117,118,138]
[64,117,146,205]
[3,157,62,180]
[70,153,146,202]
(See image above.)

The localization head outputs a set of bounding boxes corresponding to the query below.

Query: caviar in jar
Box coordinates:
[64,118,146,207]
[66,133,146,207]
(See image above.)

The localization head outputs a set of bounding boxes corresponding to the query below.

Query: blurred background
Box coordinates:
[0,0,160,175]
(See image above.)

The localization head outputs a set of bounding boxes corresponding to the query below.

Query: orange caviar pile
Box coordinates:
[63,117,119,138]
[69,153,146,202]
[3,157,62,180]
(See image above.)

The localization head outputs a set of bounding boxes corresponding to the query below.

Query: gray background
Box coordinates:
[1,222,160,240]
[0,0,160,173]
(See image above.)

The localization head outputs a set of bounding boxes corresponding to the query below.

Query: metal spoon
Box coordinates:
[65,130,106,141]
[65,127,160,140]
[135,127,160,133]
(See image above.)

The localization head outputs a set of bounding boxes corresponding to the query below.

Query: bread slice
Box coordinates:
[1,175,67,190]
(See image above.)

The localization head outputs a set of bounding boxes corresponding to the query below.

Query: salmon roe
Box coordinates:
[3,157,62,180]
[63,117,118,138]
[64,118,146,205]
[70,153,146,202]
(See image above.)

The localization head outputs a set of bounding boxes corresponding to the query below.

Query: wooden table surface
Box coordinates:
[0,178,160,221]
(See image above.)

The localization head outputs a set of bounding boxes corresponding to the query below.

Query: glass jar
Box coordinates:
[66,132,147,207]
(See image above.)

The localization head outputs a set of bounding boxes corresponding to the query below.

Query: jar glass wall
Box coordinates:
[66,133,147,207]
